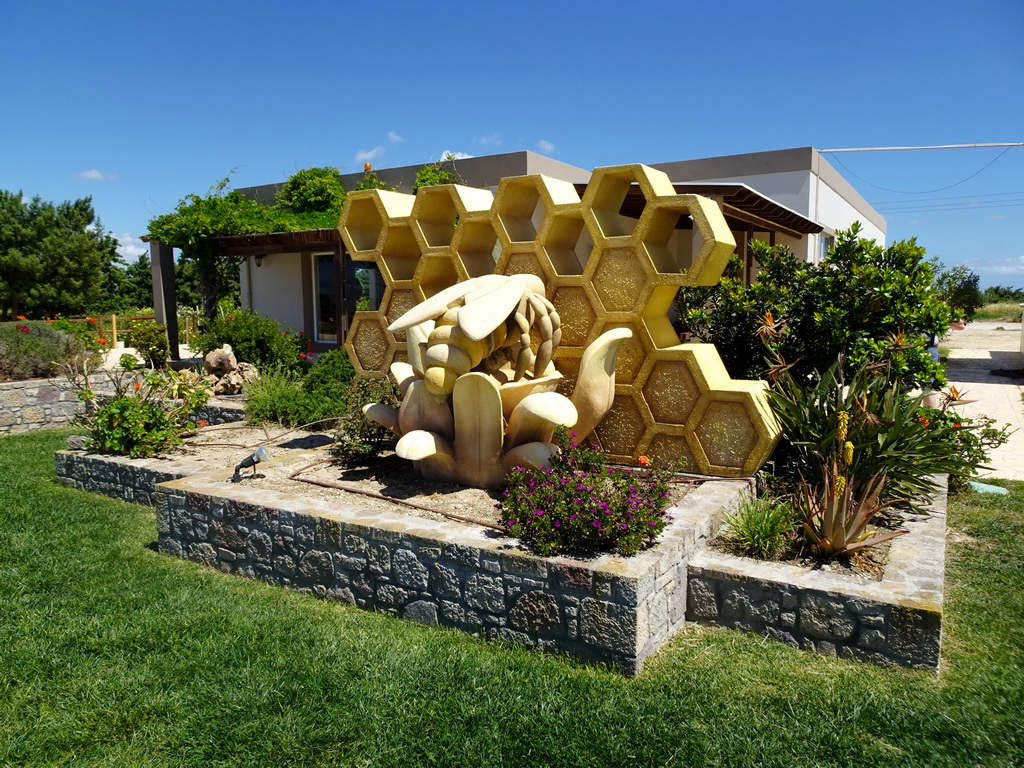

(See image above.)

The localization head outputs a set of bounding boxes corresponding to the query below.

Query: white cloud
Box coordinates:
[116,233,147,260]
[536,139,555,154]
[978,255,1024,276]
[78,168,119,180]
[479,132,502,146]
[439,150,473,160]
[355,146,385,163]
[990,214,1007,221]
[387,131,403,143]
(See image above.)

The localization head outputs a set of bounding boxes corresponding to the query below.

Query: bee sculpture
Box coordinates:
[387,273,562,397]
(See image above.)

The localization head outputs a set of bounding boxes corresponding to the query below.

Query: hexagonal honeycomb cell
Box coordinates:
[493,175,581,248]
[551,286,597,348]
[636,194,736,286]
[594,394,647,459]
[496,250,546,281]
[541,213,586,276]
[592,247,650,312]
[640,430,697,472]
[694,400,760,472]
[381,286,418,341]
[346,314,390,377]
[642,359,700,424]
[414,255,461,298]
[581,164,675,240]
[339,189,415,259]
[379,223,420,282]
[411,184,494,253]
[452,213,499,278]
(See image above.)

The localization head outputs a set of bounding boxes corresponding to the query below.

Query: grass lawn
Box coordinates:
[973,303,1023,322]
[2,428,1023,767]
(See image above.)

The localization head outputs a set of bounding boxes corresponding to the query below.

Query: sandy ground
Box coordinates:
[940,321,1024,481]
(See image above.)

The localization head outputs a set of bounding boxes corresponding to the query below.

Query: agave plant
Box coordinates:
[795,459,908,558]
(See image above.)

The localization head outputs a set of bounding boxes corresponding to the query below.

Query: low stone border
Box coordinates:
[0,377,111,435]
[55,446,947,671]
[2,375,244,436]
[151,458,746,674]
[686,489,946,669]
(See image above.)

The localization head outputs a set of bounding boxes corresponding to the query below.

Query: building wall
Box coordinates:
[241,253,306,334]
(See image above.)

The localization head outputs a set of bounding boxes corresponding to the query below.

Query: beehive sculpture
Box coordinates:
[340,164,780,477]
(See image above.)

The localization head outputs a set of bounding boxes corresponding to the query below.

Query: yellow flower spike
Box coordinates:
[834,475,847,498]
[837,410,850,442]
[843,440,854,466]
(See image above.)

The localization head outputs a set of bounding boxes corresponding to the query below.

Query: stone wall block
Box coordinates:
[442,543,480,568]
[393,549,430,590]
[686,576,719,619]
[298,550,334,583]
[465,573,505,613]
[551,563,593,592]
[245,530,273,564]
[888,607,941,667]
[722,583,781,626]
[210,520,244,551]
[510,591,562,636]
[368,543,391,574]
[798,592,857,641]
[430,562,462,599]
[403,600,439,626]
[187,542,217,567]
[502,552,548,579]
[581,598,645,654]
[378,584,412,607]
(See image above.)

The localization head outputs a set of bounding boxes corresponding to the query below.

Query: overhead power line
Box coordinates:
[820,143,1024,152]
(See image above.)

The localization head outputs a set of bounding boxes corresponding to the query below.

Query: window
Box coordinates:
[817,233,835,263]
[314,253,338,342]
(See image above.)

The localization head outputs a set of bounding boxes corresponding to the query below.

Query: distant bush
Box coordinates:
[979,285,1024,305]
[331,376,400,463]
[0,321,99,381]
[931,262,982,322]
[244,350,355,427]
[193,309,312,375]
[276,167,346,213]
[128,320,170,368]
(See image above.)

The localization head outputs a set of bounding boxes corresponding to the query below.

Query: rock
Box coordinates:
[66,435,89,450]
[204,345,237,376]
[214,370,245,395]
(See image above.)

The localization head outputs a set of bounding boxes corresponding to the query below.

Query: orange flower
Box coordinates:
[16,315,26,320]
[98,338,107,345]
[87,317,95,323]
[198,420,207,427]
[637,455,650,466]
[134,382,141,389]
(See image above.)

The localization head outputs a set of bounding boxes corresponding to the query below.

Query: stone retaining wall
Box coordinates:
[0,377,109,435]
[685,490,947,669]
[1,376,244,436]
[151,461,746,674]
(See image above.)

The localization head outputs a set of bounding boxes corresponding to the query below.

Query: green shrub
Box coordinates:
[128,319,170,368]
[768,362,1010,509]
[0,321,98,381]
[498,430,674,557]
[676,224,952,389]
[275,167,346,213]
[193,309,312,374]
[331,376,399,463]
[931,262,982,322]
[78,368,209,458]
[244,350,355,427]
[49,315,102,351]
[722,495,794,559]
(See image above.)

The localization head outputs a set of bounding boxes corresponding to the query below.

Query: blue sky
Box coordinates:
[2,0,1022,288]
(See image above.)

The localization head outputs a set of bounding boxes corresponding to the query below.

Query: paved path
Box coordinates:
[941,321,1024,481]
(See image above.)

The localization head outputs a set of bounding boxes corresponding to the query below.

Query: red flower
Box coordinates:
[198,420,207,427]
[917,417,929,427]
[299,353,307,359]
[86,317,95,323]
[134,382,141,389]
[637,455,650,466]
[226,315,234,320]
[98,338,107,345]
[953,423,962,428]
[16,315,26,320]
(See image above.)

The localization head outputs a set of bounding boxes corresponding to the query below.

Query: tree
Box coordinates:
[930,261,982,321]
[675,223,953,389]
[0,190,120,319]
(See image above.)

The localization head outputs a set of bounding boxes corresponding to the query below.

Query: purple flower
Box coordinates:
[553,521,561,528]
[592,520,601,528]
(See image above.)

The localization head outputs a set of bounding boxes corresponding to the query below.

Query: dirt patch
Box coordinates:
[174,422,507,530]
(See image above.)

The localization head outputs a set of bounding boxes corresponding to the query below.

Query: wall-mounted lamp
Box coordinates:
[254,254,265,268]
[232,445,271,481]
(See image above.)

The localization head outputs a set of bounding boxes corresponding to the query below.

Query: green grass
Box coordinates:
[973,302,1023,322]
[2,428,1023,767]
